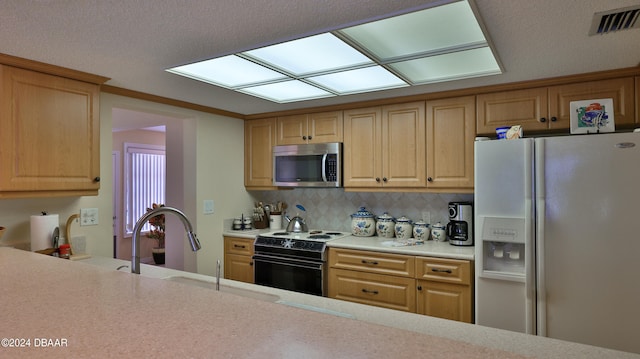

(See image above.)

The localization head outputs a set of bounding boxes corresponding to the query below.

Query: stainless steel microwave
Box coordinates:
[273,142,342,187]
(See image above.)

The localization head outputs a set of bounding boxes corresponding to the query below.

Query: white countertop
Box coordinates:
[327,236,475,260]
[223,229,475,260]
[2,247,637,358]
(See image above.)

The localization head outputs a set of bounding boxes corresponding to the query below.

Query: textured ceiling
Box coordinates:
[1,0,640,116]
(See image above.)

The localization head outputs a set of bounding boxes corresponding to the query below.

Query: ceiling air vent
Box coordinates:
[589,5,640,35]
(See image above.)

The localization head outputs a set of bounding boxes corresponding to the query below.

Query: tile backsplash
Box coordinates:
[251,189,473,231]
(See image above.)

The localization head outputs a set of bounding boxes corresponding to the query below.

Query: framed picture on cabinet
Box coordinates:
[570,98,615,134]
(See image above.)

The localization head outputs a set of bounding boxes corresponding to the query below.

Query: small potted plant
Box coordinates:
[146,203,165,264]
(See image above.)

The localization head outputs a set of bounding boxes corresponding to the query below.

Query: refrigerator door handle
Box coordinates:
[524,140,535,335]
[534,139,547,337]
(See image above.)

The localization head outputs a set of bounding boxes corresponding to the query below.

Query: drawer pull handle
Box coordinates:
[362,289,379,295]
[361,260,379,265]
[431,268,452,274]
[234,244,246,249]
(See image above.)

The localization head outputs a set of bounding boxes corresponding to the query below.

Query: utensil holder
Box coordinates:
[253,217,268,229]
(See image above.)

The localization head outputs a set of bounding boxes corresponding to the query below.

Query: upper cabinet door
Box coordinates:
[382,102,426,188]
[0,65,100,195]
[426,96,475,189]
[276,114,308,145]
[308,111,343,143]
[548,77,635,129]
[343,107,383,187]
[476,87,549,135]
[244,118,277,188]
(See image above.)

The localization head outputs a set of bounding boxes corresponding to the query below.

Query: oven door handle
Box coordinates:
[253,254,323,270]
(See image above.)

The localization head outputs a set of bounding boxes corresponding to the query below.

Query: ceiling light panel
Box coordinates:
[243,33,373,76]
[390,47,501,83]
[308,66,407,94]
[239,80,334,103]
[168,55,286,88]
[339,0,487,61]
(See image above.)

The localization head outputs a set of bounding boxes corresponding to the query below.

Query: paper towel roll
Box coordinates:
[30,214,59,252]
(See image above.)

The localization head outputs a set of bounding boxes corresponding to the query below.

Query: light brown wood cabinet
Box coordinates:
[477,77,636,135]
[343,102,426,188]
[426,96,475,189]
[223,236,254,283]
[0,64,101,198]
[328,248,416,312]
[415,256,473,323]
[276,111,343,145]
[327,247,474,323]
[244,118,277,189]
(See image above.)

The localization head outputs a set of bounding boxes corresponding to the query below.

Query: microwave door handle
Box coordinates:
[321,153,328,182]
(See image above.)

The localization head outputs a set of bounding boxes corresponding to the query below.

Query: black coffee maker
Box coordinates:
[447,202,473,246]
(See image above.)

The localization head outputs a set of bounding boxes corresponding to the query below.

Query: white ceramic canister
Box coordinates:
[376,212,395,238]
[269,214,282,230]
[351,207,376,237]
[412,220,431,241]
[394,216,413,240]
[431,221,446,241]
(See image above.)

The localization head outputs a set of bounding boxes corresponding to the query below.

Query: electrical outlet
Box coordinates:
[80,208,99,226]
[421,211,431,224]
[203,200,214,215]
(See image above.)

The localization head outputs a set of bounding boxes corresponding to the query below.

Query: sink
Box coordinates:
[163,276,280,302]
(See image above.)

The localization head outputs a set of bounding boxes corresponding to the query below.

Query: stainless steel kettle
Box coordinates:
[284,204,309,233]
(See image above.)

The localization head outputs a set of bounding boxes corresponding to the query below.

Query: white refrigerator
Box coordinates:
[474,132,640,354]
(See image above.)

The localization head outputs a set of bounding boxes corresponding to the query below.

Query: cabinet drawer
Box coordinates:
[224,236,254,256]
[328,248,415,277]
[415,257,471,285]
[328,268,416,312]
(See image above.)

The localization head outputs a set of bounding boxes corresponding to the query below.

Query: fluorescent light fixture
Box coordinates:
[243,33,373,76]
[390,47,501,83]
[168,55,286,88]
[338,0,486,61]
[308,66,407,94]
[166,0,502,103]
[239,80,334,103]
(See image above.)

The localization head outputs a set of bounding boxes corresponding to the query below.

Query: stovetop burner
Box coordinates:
[272,232,289,236]
[308,234,331,239]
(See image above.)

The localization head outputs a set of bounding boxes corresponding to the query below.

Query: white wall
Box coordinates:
[102,93,254,276]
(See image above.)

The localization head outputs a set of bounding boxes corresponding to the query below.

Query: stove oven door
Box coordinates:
[253,254,325,296]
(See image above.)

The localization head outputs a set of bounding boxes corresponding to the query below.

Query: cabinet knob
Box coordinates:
[540,117,547,123]
[427,177,433,182]
[302,136,307,140]
[308,135,312,140]
[375,177,381,182]
[382,177,387,182]
[417,285,423,291]
[94,176,101,182]
[250,262,253,266]
[550,116,557,122]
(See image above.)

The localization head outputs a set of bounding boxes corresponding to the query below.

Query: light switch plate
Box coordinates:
[80,208,99,226]
[203,200,214,215]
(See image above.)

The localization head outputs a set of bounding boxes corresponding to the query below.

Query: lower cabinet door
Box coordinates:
[328,268,415,312]
[416,279,472,323]
[224,253,254,284]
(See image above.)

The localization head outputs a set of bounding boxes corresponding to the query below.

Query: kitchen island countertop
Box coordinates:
[1,247,637,358]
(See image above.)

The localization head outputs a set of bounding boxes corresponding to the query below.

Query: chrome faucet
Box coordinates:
[131,206,201,274]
